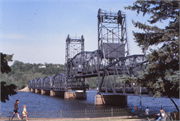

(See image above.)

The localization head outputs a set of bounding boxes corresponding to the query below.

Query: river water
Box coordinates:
[1,90,179,118]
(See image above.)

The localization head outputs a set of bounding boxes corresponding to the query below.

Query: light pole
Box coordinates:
[140,86,142,115]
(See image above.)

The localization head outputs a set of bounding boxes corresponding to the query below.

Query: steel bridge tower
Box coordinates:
[65,34,84,63]
[65,35,85,91]
[97,9,129,92]
[98,9,129,62]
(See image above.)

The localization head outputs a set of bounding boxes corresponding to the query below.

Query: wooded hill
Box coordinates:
[0,60,98,89]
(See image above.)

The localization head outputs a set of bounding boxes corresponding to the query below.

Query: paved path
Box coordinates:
[1,116,154,121]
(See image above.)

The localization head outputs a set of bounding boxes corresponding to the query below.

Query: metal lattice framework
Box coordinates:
[97,9,129,92]
[37,78,43,89]
[66,9,147,94]
[67,50,102,78]
[65,35,86,91]
[66,50,147,94]
[99,55,147,94]
[29,9,148,95]
[53,73,67,91]
[66,34,84,63]
[98,9,129,63]
[43,76,54,90]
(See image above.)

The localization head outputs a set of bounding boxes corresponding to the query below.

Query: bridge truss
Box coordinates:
[29,9,148,95]
[66,9,147,94]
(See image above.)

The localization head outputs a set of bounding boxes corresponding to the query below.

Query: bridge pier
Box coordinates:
[55,91,65,97]
[50,90,65,97]
[35,89,41,94]
[41,89,50,95]
[30,88,35,93]
[95,95,127,106]
[64,91,87,99]
[41,89,45,95]
[50,90,55,96]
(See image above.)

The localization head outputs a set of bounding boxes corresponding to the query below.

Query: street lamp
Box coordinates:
[140,86,142,115]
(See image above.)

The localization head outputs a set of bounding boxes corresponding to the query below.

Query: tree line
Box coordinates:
[1,60,66,89]
[1,60,98,89]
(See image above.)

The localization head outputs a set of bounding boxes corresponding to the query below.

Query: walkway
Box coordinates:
[1,116,154,121]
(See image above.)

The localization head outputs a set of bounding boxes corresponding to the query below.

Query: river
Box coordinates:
[1,90,179,118]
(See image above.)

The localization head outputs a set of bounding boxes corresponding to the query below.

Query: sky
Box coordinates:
[0,0,168,65]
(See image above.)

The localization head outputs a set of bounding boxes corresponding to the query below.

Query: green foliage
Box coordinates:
[125,0,179,98]
[1,52,17,102]
[1,60,66,89]
[1,82,17,102]
[1,53,13,73]
[1,60,100,90]
[86,77,98,89]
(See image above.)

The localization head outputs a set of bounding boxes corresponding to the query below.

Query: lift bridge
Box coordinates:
[28,9,148,102]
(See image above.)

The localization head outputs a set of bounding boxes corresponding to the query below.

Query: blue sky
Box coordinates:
[0,0,168,65]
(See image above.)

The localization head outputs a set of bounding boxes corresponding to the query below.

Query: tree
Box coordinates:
[1,82,17,102]
[125,0,179,111]
[1,52,17,102]
[1,53,13,73]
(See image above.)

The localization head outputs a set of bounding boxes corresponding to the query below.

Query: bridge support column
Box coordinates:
[35,89,40,94]
[30,88,35,93]
[64,91,87,99]
[95,95,127,105]
[41,90,50,95]
[41,89,46,95]
[50,90,55,96]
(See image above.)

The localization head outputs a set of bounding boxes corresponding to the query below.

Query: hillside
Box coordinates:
[1,60,66,89]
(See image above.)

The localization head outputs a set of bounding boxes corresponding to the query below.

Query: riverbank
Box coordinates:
[0,116,154,121]
[16,86,30,92]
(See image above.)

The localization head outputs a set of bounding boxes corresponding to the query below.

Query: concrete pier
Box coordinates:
[35,89,41,94]
[41,89,45,95]
[41,89,50,95]
[64,92,87,99]
[30,88,35,93]
[95,95,127,105]
[50,90,65,97]
[50,90,55,96]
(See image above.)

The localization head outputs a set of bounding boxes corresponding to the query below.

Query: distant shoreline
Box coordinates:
[16,86,30,92]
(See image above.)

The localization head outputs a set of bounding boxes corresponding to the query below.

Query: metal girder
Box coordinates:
[99,54,148,94]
